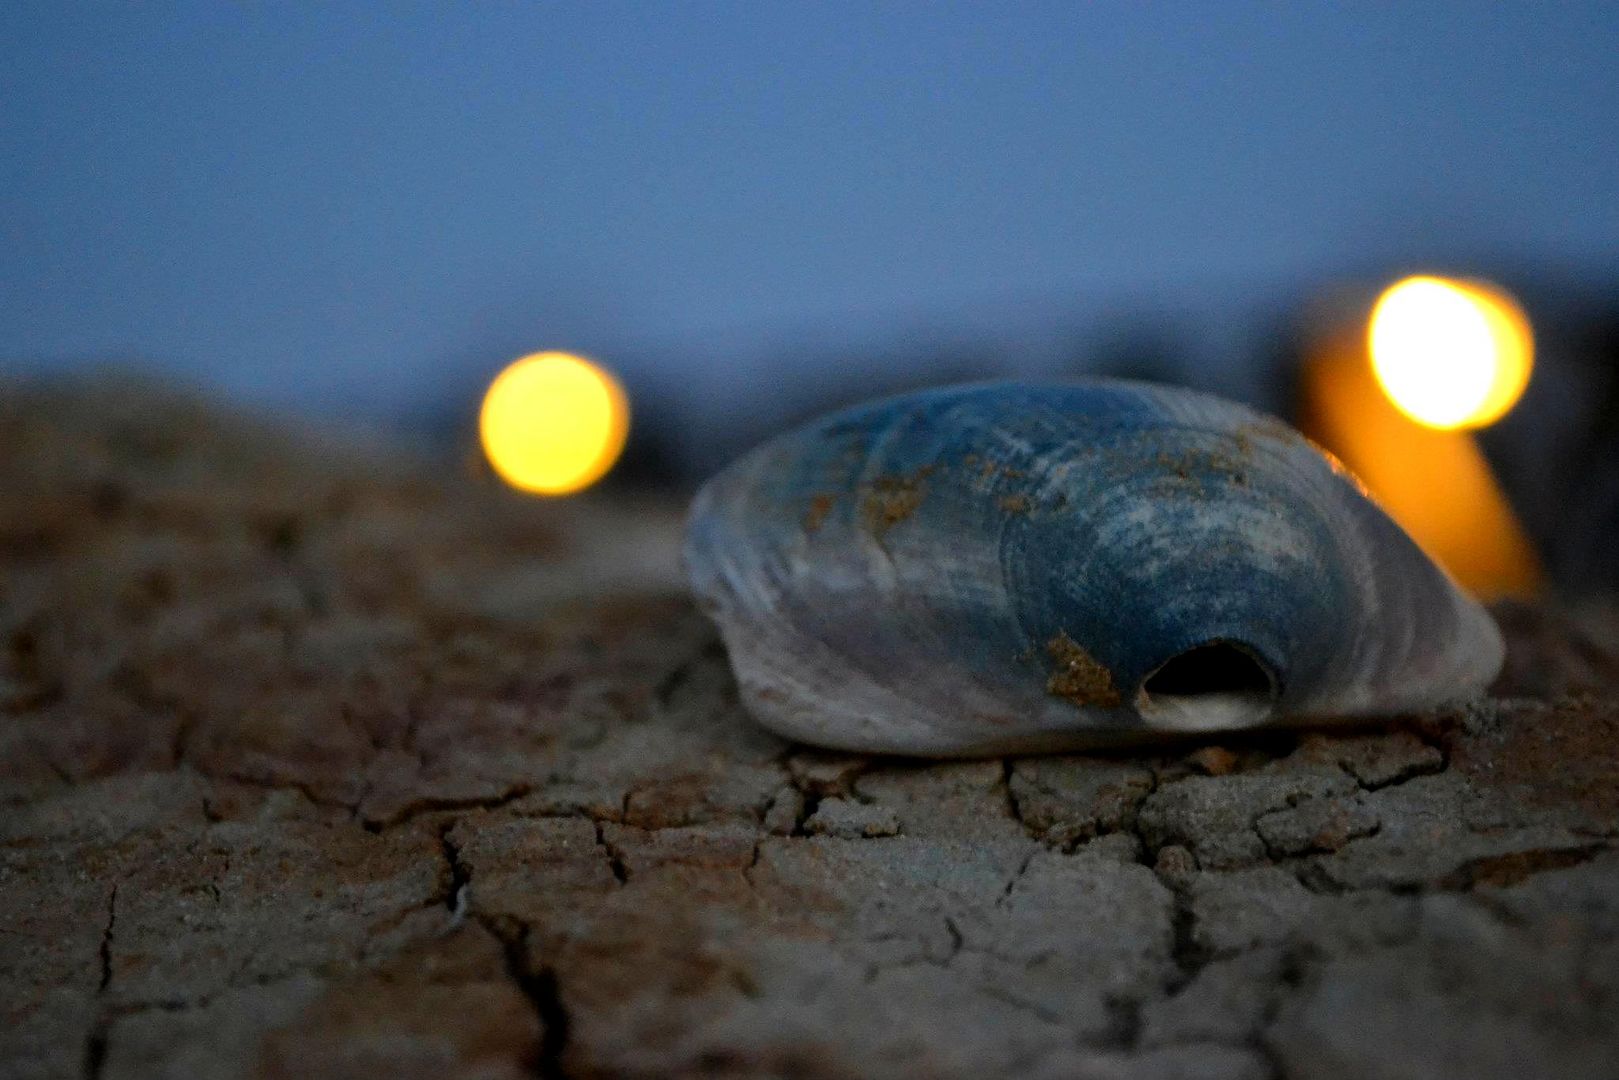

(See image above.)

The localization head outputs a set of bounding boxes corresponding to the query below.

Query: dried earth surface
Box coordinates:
[3,379,1619,1079]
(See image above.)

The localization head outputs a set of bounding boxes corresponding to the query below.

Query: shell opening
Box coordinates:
[1136,642,1278,732]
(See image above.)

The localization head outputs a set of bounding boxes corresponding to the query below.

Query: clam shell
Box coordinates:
[684,380,1504,756]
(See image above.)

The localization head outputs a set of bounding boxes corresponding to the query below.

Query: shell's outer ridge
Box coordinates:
[684,379,1505,756]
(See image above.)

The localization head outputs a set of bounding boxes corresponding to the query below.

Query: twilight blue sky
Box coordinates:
[4,2,1617,427]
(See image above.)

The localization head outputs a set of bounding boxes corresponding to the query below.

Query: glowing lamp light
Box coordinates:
[1298,275,1541,599]
[479,352,630,496]
[1368,276,1533,430]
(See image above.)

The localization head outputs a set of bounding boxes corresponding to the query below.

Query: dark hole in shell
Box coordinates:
[1142,642,1277,702]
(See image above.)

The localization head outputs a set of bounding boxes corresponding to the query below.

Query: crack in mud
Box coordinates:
[480,916,573,1080]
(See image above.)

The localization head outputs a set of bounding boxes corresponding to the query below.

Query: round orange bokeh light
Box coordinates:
[479,352,630,495]
[1367,275,1533,430]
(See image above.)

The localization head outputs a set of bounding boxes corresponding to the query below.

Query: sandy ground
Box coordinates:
[2,377,1617,1079]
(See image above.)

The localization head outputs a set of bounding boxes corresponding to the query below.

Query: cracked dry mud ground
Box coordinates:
[4,380,1619,1080]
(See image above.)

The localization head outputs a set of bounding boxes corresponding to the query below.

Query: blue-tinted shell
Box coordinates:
[684,380,1503,756]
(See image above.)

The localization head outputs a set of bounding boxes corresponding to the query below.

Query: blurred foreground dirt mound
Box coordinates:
[3,377,1619,1080]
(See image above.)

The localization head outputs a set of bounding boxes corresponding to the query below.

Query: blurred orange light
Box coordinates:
[479,352,629,495]
[1300,282,1542,599]
[1367,276,1533,430]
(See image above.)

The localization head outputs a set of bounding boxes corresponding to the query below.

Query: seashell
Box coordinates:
[684,380,1504,756]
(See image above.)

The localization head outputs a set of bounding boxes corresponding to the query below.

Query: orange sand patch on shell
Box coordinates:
[803,493,836,534]
[1045,632,1123,708]
[998,493,1032,515]
[860,466,934,536]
